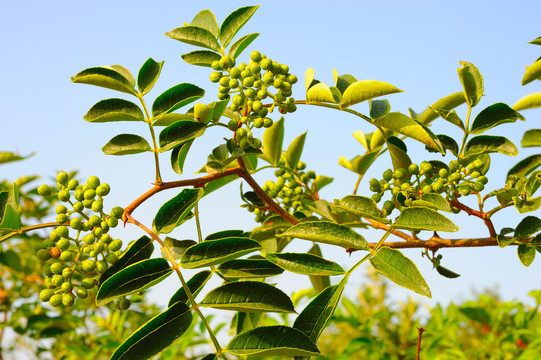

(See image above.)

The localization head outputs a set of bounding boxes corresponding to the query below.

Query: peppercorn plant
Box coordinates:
[1,5,541,360]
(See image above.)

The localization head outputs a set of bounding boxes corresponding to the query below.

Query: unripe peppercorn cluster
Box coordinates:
[36,172,127,308]
[244,160,318,223]
[210,51,298,152]
[368,158,488,216]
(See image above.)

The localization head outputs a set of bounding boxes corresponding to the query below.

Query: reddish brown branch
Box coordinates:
[450,198,497,238]
[416,327,426,360]
[368,236,509,251]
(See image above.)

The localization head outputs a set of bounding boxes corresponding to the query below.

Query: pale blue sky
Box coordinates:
[1,1,541,310]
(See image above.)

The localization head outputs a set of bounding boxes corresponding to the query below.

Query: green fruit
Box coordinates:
[87,176,100,189]
[118,298,131,310]
[43,263,53,277]
[81,278,96,289]
[56,238,70,251]
[69,217,82,230]
[420,162,433,174]
[105,252,118,264]
[236,128,247,139]
[111,206,124,219]
[91,200,103,213]
[273,78,283,89]
[83,199,94,209]
[62,267,73,279]
[249,62,261,74]
[239,137,250,150]
[67,179,79,190]
[39,289,55,302]
[257,89,268,99]
[57,171,69,186]
[81,260,95,273]
[250,50,262,63]
[52,274,64,287]
[478,176,488,185]
[50,262,64,275]
[382,169,393,182]
[371,193,382,203]
[58,190,70,202]
[49,294,63,307]
[62,293,75,307]
[230,67,241,79]
[220,56,235,70]
[56,226,69,238]
[438,168,449,179]
[260,58,272,70]
[77,287,89,299]
[228,78,239,89]
[449,160,459,172]
[38,184,52,196]
[242,77,255,87]
[421,185,432,194]
[61,281,73,292]
[96,183,110,196]
[448,172,462,183]
[253,117,264,128]
[60,250,74,262]
[211,60,221,70]
[369,178,380,189]
[219,75,230,87]
[89,215,101,227]
[108,239,123,252]
[473,182,485,192]
[36,249,51,262]
[96,260,108,273]
[263,118,273,128]
[393,168,407,180]
[56,213,68,224]
[432,181,444,193]
[74,189,85,201]
[56,205,68,214]
[106,217,118,228]
[83,189,96,200]
[209,71,222,83]
[287,74,298,84]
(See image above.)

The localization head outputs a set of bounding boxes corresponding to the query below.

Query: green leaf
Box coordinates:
[154,188,204,234]
[181,50,222,67]
[529,36,541,45]
[201,281,295,313]
[306,83,340,104]
[171,140,193,175]
[431,134,459,156]
[102,134,151,156]
[341,80,403,108]
[96,258,172,306]
[334,70,357,94]
[152,83,205,117]
[508,155,541,178]
[285,132,307,169]
[168,270,212,307]
[265,252,345,276]
[293,277,347,342]
[235,312,263,335]
[428,107,465,131]
[99,236,154,286]
[457,61,483,107]
[159,120,206,152]
[464,135,518,156]
[181,237,261,269]
[160,238,197,261]
[513,92,541,111]
[436,266,461,278]
[226,325,320,357]
[314,175,333,191]
[83,98,144,123]
[261,117,284,165]
[217,259,284,278]
[336,195,389,223]
[517,244,536,267]
[412,193,451,212]
[370,247,431,298]
[305,68,316,92]
[522,59,541,85]
[525,170,541,198]
[137,58,164,95]
[370,99,391,119]
[393,207,458,232]
[219,5,259,48]
[514,216,541,239]
[0,152,32,165]
[419,92,466,125]
[338,152,379,176]
[165,25,220,51]
[203,175,239,196]
[71,65,137,95]
[153,113,193,127]
[228,33,260,59]
[307,244,331,294]
[110,302,192,360]
[0,191,21,231]
[514,196,541,214]
[277,221,369,250]
[387,136,412,172]
[0,250,22,272]
[373,112,443,152]
[470,103,525,134]
[205,230,246,240]
[522,129,541,147]
[191,9,219,38]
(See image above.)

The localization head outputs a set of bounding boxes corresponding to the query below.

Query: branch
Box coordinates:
[450,198,497,238]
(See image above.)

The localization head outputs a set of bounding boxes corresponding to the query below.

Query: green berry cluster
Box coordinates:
[211,51,297,152]
[368,158,488,216]
[246,161,317,223]
[36,172,125,308]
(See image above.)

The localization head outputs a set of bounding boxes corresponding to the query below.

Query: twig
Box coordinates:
[416,327,426,360]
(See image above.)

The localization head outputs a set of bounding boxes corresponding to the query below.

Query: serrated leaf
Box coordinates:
[341,80,402,108]
[168,270,212,307]
[436,266,460,278]
[517,244,536,267]
[393,207,458,232]
[306,82,339,104]
[96,258,172,306]
[373,112,443,152]
[261,117,284,165]
[191,9,219,38]
[265,252,345,276]
[470,103,525,134]
[71,66,137,95]
[219,6,259,48]
[102,134,151,155]
[293,277,347,342]
[152,83,205,117]
[464,135,518,156]
[412,193,451,212]
[165,25,220,51]
[181,50,222,67]
[99,236,154,286]
[336,195,389,223]
[277,221,369,250]
[137,58,164,95]
[226,325,320,357]
[370,247,431,298]
[522,129,541,148]
[513,92,541,111]
[201,281,295,313]
[370,99,391,119]
[285,132,307,169]
[159,120,206,152]
[457,61,483,107]
[181,237,261,269]
[514,216,541,239]
[217,259,284,278]
[228,33,260,59]
[522,59,541,85]
[419,92,466,125]
[154,188,204,234]
[83,98,144,123]
[110,302,192,360]
[171,140,193,175]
